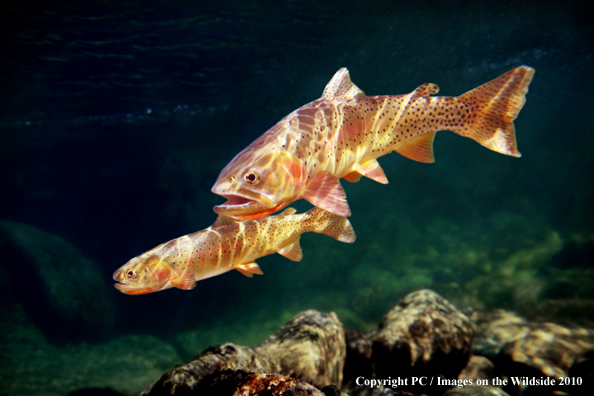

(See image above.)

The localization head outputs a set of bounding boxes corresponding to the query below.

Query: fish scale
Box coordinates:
[212,66,534,220]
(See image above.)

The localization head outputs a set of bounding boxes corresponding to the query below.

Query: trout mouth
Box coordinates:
[213,194,288,221]
[114,282,155,295]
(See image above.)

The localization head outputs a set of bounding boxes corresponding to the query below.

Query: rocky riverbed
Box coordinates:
[138,290,594,396]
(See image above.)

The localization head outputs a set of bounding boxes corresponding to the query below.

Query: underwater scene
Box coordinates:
[1,0,593,395]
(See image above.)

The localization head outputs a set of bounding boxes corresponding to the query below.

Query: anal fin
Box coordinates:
[396,132,436,163]
[235,262,264,278]
[277,237,303,262]
[303,172,350,216]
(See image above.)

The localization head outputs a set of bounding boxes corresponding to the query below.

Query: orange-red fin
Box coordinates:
[456,66,534,158]
[277,238,303,262]
[236,262,264,278]
[170,268,196,290]
[344,159,388,184]
[303,172,350,217]
[343,171,363,183]
[396,132,436,163]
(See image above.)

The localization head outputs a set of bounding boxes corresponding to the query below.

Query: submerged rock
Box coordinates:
[139,291,594,396]
[0,220,114,342]
[368,290,473,383]
[139,343,277,395]
[467,309,531,360]
[144,369,325,396]
[567,349,594,396]
[495,322,594,379]
[342,329,373,389]
[256,309,345,388]
[457,355,495,383]
[443,385,510,396]
[141,310,345,395]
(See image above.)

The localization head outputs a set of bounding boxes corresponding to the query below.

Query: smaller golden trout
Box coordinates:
[113,207,355,295]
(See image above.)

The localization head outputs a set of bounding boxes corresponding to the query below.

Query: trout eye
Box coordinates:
[126,270,136,278]
[243,170,261,185]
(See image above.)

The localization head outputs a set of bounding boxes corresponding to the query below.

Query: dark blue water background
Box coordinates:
[1,0,593,394]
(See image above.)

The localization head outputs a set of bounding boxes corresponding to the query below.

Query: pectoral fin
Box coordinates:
[235,262,264,278]
[170,268,197,290]
[396,132,436,163]
[303,172,350,216]
[277,238,303,262]
[344,159,389,184]
[213,215,238,227]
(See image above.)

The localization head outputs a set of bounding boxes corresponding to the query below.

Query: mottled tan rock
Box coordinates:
[369,290,473,381]
[458,355,494,383]
[139,343,278,395]
[497,322,594,379]
[467,309,531,359]
[256,309,345,388]
[443,385,510,396]
[140,310,346,395]
[146,369,325,396]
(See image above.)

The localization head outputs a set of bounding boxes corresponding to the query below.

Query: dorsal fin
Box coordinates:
[213,215,237,227]
[277,237,303,262]
[322,68,365,100]
[396,132,436,163]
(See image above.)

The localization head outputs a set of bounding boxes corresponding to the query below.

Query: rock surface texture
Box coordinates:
[368,290,474,382]
[141,310,344,395]
[140,290,594,396]
[256,309,346,388]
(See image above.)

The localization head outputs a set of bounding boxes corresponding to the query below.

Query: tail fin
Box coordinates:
[457,66,534,157]
[305,206,356,243]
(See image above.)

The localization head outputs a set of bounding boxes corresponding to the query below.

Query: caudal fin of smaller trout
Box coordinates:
[457,66,534,157]
[306,206,356,243]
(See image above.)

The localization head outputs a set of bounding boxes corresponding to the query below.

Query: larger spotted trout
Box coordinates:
[212,66,534,221]
[113,206,355,295]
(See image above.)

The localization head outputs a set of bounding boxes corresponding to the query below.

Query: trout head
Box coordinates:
[212,150,306,221]
[113,254,173,295]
